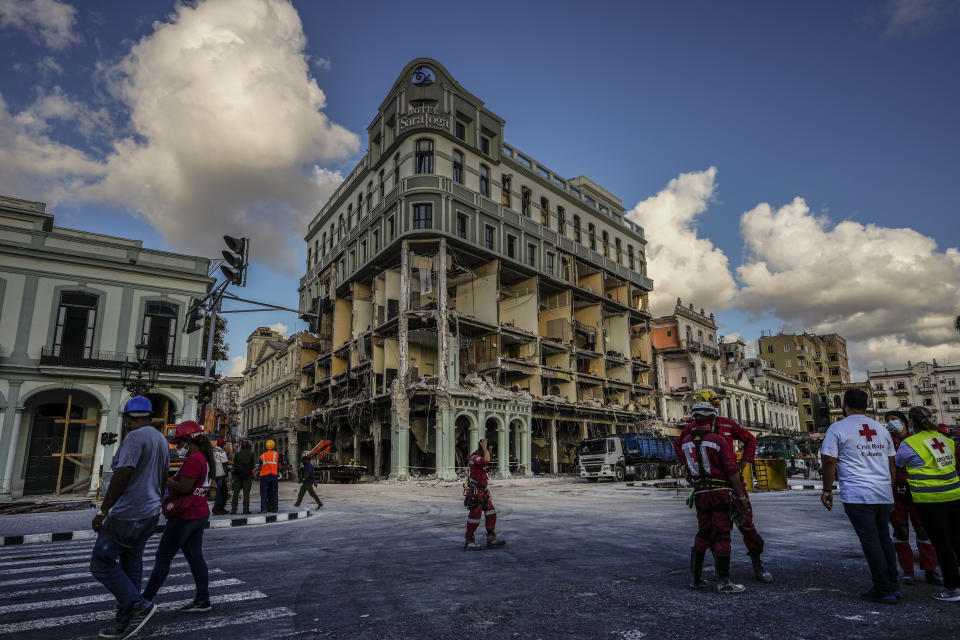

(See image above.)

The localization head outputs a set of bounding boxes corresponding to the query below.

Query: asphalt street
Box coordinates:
[0,478,955,640]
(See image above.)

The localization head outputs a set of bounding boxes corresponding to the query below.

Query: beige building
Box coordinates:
[868,360,960,425]
[296,59,655,480]
[651,299,722,434]
[239,328,319,465]
[720,339,801,433]
[758,332,851,432]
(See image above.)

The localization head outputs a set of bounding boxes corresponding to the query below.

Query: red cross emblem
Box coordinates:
[931,438,947,454]
[859,425,878,442]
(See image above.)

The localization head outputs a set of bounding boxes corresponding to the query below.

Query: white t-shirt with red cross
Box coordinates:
[821,414,895,504]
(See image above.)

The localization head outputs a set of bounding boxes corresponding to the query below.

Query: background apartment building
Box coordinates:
[0,195,212,500]
[721,339,801,433]
[651,299,721,433]
[868,360,960,425]
[297,59,655,480]
[758,332,851,432]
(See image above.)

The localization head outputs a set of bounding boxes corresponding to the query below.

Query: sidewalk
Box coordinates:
[1,481,317,545]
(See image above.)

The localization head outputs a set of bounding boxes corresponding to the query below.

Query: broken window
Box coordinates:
[602,231,609,257]
[588,223,596,250]
[415,138,434,174]
[573,215,581,242]
[615,238,622,263]
[413,204,432,229]
[521,187,531,217]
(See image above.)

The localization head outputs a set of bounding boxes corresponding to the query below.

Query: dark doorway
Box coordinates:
[24,403,83,494]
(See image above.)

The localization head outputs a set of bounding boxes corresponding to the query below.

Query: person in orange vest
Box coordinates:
[255,440,280,513]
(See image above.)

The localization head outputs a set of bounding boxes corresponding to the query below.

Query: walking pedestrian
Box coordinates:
[674,388,773,582]
[142,421,214,613]
[463,438,505,550]
[895,406,960,602]
[883,410,941,585]
[294,455,324,509]
[89,395,168,639]
[679,402,749,593]
[211,438,229,515]
[820,388,899,604]
[230,440,255,515]
[255,440,280,513]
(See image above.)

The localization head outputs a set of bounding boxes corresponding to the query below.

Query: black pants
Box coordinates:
[843,503,898,594]
[916,499,960,590]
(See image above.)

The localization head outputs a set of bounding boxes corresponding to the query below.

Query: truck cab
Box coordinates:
[578,437,629,482]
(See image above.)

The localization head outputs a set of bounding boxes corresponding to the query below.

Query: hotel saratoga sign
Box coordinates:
[399,104,449,132]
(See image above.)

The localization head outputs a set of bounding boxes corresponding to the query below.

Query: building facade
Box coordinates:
[720,338,801,433]
[297,59,656,480]
[867,360,960,426]
[651,299,721,434]
[238,328,318,465]
[0,195,212,500]
[758,332,851,432]
[207,375,242,439]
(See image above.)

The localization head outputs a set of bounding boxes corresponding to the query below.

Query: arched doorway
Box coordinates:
[455,415,473,471]
[22,389,102,495]
[509,418,523,474]
[484,417,500,463]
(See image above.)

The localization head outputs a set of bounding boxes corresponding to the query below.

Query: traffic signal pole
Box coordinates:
[203,295,220,383]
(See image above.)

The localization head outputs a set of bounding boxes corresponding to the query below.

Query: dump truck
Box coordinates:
[578,433,683,482]
[304,439,366,484]
[755,435,812,478]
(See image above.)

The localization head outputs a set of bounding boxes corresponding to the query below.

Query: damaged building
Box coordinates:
[297,59,656,480]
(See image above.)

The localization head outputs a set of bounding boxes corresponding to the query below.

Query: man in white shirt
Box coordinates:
[820,388,898,604]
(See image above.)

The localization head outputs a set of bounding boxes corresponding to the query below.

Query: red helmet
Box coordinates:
[169,420,204,444]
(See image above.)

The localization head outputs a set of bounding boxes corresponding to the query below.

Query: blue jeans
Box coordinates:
[213,476,228,512]
[843,503,899,593]
[260,474,278,512]
[90,514,159,624]
[142,516,209,603]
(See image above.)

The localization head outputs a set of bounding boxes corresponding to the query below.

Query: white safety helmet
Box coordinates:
[691,401,718,418]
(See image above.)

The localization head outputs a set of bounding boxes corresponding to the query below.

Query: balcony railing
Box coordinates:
[681,340,720,359]
[40,347,206,376]
[872,389,886,397]
[893,388,910,396]
[917,386,935,394]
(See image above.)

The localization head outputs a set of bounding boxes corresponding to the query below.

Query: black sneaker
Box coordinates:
[179,599,213,613]
[98,624,126,639]
[121,603,157,638]
[860,588,898,604]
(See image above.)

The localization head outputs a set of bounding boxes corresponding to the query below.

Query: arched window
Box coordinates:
[415,138,433,174]
[602,230,609,257]
[615,238,622,263]
[540,197,549,225]
[573,216,582,242]
[501,174,511,206]
[452,149,464,184]
[627,245,634,269]
[479,164,489,197]
[521,187,531,217]
[588,223,596,250]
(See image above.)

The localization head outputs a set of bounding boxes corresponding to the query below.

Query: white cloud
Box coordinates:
[226,355,246,377]
[880,0,960,36]
[737,197,960,374]
[36,55,62,75]
[269,322,290,338]
[0,0,79,49]
[625,167,738,317]
[312,57,332,71]
[79,0,360,273]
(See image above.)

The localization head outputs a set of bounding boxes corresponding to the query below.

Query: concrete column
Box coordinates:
[0,406,24,502]
[521,417,532,476]
[469,415,481,457]
[372,423,382,478]
[497,420,509,478]
[86,408,113,498]
[580,420,588,442]
[390,239,411,479]
[437,238,448,388]
[435,402,455,480]
[549,419,559,475]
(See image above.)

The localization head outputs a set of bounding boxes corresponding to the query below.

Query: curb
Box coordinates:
[1,509,313,547]
[791,484,838,491]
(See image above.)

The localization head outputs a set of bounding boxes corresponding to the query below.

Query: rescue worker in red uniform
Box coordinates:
[680,402,749,593]
[675,389,773,583]
[884,410,942,585]
[463,438,505,550]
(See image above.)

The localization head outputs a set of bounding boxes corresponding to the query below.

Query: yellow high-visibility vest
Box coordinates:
[903,430,960,503]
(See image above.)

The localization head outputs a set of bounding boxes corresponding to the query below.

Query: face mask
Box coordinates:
[177,447,188,458]
[886,419,904,435]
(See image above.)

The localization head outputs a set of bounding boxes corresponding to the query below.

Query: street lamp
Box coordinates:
[121,343,160,397]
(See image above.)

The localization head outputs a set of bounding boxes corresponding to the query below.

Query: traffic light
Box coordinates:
[184,297,206,334]
[100,432,118,446]
[221,235,249,286]
[199,381,216,405]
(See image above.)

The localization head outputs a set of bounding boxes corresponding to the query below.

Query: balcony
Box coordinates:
[893,388,910,396]
[917,386,935,395]
[872,389,886,397]
[681,339,720,359]
[40,347,206,376]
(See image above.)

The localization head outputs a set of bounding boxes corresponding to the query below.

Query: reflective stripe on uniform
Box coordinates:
[466,518,481,524]
[484,509,496,515]
[911,480,960,493]
[908,471,960,481]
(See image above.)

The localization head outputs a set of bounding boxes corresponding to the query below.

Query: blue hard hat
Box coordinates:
[123,395,153,416]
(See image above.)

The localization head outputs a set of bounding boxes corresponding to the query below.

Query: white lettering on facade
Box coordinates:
[399,104,449,131]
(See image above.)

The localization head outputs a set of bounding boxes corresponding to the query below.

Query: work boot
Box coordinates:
[486,531,505,548]
[749,551,774,583]
[925,569,944,586]
[315,501,323,508]
[689,547,708,590]
[464,536,481,551]
[715,555,746,594]
[901,573,916,585]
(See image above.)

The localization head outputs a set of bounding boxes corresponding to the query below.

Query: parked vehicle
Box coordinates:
[578,433,682,482]
[756,435,813,478]
[304,439,366,484]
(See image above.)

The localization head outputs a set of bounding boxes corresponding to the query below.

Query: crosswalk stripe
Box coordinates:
[0,590,267,634]
[0,544,161,568]
[0,569,225,600]
[0,561,186,586]
[0,578,243,615]
[142,606,295,638]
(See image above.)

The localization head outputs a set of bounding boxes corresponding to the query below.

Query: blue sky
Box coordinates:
[1,0,958,377]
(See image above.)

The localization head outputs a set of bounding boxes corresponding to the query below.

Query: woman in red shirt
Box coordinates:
[142,421,214,613]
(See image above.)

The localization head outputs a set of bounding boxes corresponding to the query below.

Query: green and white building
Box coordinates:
[0,195,214,500]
